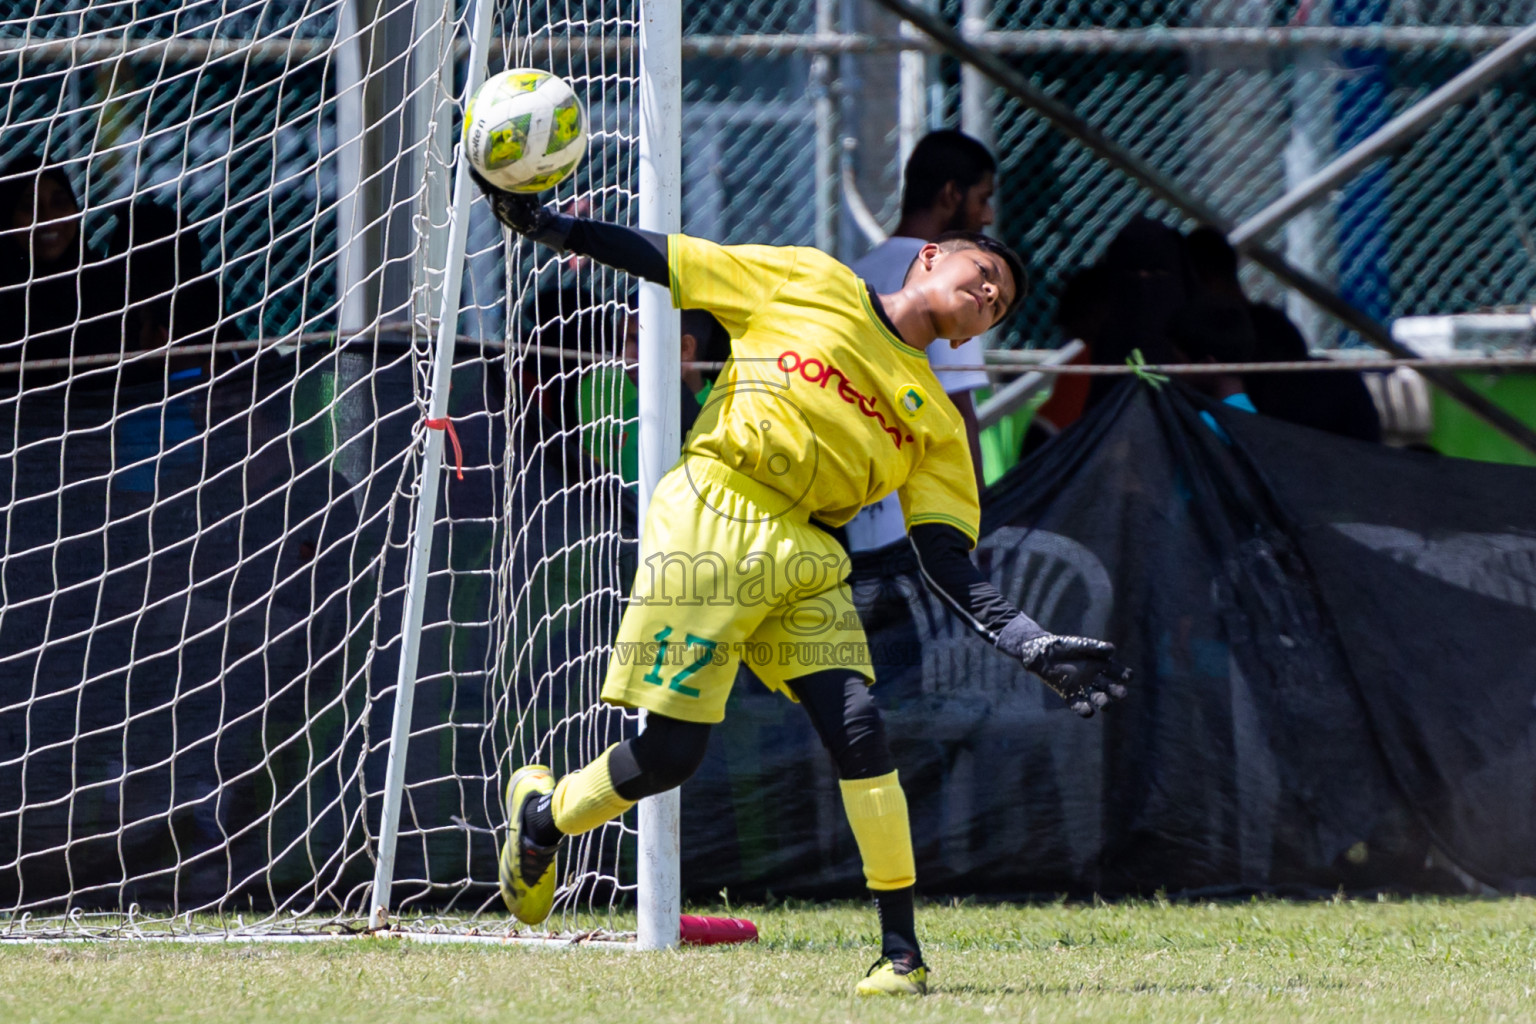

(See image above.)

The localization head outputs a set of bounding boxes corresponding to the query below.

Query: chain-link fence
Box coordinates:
[4,2,1532,349]
[685,0,1536,351]
[0,1,344,340]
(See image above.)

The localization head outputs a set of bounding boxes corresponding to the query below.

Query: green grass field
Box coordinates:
[4,897,1535,1023]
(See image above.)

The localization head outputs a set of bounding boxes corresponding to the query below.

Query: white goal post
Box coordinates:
[633,0,684,953]
[370,0,685,945]
[0,0,680,945]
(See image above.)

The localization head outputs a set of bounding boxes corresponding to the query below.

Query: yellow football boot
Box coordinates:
[498,765,559,925]
[855,955,929,996]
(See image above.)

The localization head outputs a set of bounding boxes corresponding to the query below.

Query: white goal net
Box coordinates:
[0,0,651,941]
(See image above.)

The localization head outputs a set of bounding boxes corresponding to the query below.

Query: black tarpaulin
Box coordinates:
[6,372,1534,910]
[681,383,1536,898]
[0,352,631,913]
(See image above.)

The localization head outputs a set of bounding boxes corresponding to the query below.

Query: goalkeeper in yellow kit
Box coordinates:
[475,175,1132,996]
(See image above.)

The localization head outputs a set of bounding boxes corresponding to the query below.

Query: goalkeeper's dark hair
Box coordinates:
[912,230,1030,324]
[900,130,996,217]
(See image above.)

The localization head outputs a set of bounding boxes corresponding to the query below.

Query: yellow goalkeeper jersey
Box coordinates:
[668,233,980,542]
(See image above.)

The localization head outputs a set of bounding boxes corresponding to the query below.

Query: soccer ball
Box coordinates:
[463,69,587,193]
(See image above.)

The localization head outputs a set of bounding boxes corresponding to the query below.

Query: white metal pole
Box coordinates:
[959,0,993,153]
[1231,18,1536,247]
[369,0,497,933]
[812,0,836,254]
[636,0,683,953]
[958,0,994,365]
[6,27,1533,63]
[335,0,366,335]
[841,138,890,247]
[973,340,1084,430]
[412,0,455,328]
[897,3,927,166]
[1285,0,1332,350]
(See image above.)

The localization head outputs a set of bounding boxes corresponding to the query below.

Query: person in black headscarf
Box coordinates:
[1167,283,1260,413]
[0,155,123,388]
[105,199,229,387]
[110,200,223,347]
[1184,226,1380,443]
[1086,215,1191,410]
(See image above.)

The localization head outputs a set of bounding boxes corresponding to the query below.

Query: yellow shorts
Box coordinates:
[600,456,874,724]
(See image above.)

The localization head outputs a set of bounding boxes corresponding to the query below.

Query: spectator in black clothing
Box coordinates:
[106,199,229,386]
[1019,264,1107,457]
[525,284,628,429]
[1167,289,1259,407]
[1185,226,1380,443]
[1055,263,1111,353]
[1086,215,1191,410]
[605,305,726,444]
[109,201,224,348]
[522,286,723,481]
[679,306,728,404]
[0,155,122,388]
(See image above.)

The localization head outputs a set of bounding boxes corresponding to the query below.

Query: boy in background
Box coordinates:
[844,129,998,552]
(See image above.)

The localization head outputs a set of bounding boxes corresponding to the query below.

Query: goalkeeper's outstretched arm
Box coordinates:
[479,173,1131,716]
[475,173,668,284]
[909,523,1133,718]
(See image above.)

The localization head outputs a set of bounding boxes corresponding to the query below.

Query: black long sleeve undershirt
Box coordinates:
[908,523,1045,651]
[546,216,1046,656]
[559,217,670,285]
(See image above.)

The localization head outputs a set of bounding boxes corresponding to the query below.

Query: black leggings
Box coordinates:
[608,671,894,801]
[787,671,895,780]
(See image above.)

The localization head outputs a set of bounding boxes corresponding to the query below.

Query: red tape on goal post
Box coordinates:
[423,417,464,480]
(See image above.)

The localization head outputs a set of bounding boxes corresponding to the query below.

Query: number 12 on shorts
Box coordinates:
[642,625,717,698]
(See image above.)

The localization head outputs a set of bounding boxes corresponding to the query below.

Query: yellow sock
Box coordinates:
[550,745,637,837]
[839,770,916,891]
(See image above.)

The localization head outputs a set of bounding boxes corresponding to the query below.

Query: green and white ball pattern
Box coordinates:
[463,69,587,194]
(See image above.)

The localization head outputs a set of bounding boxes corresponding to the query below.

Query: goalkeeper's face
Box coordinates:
[915,243,1016,343]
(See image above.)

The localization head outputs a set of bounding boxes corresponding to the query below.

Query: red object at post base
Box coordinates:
[678,915,759,946]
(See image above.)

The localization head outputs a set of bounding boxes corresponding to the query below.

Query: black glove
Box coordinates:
[997,615,1132,718]
[470,168,572,249]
